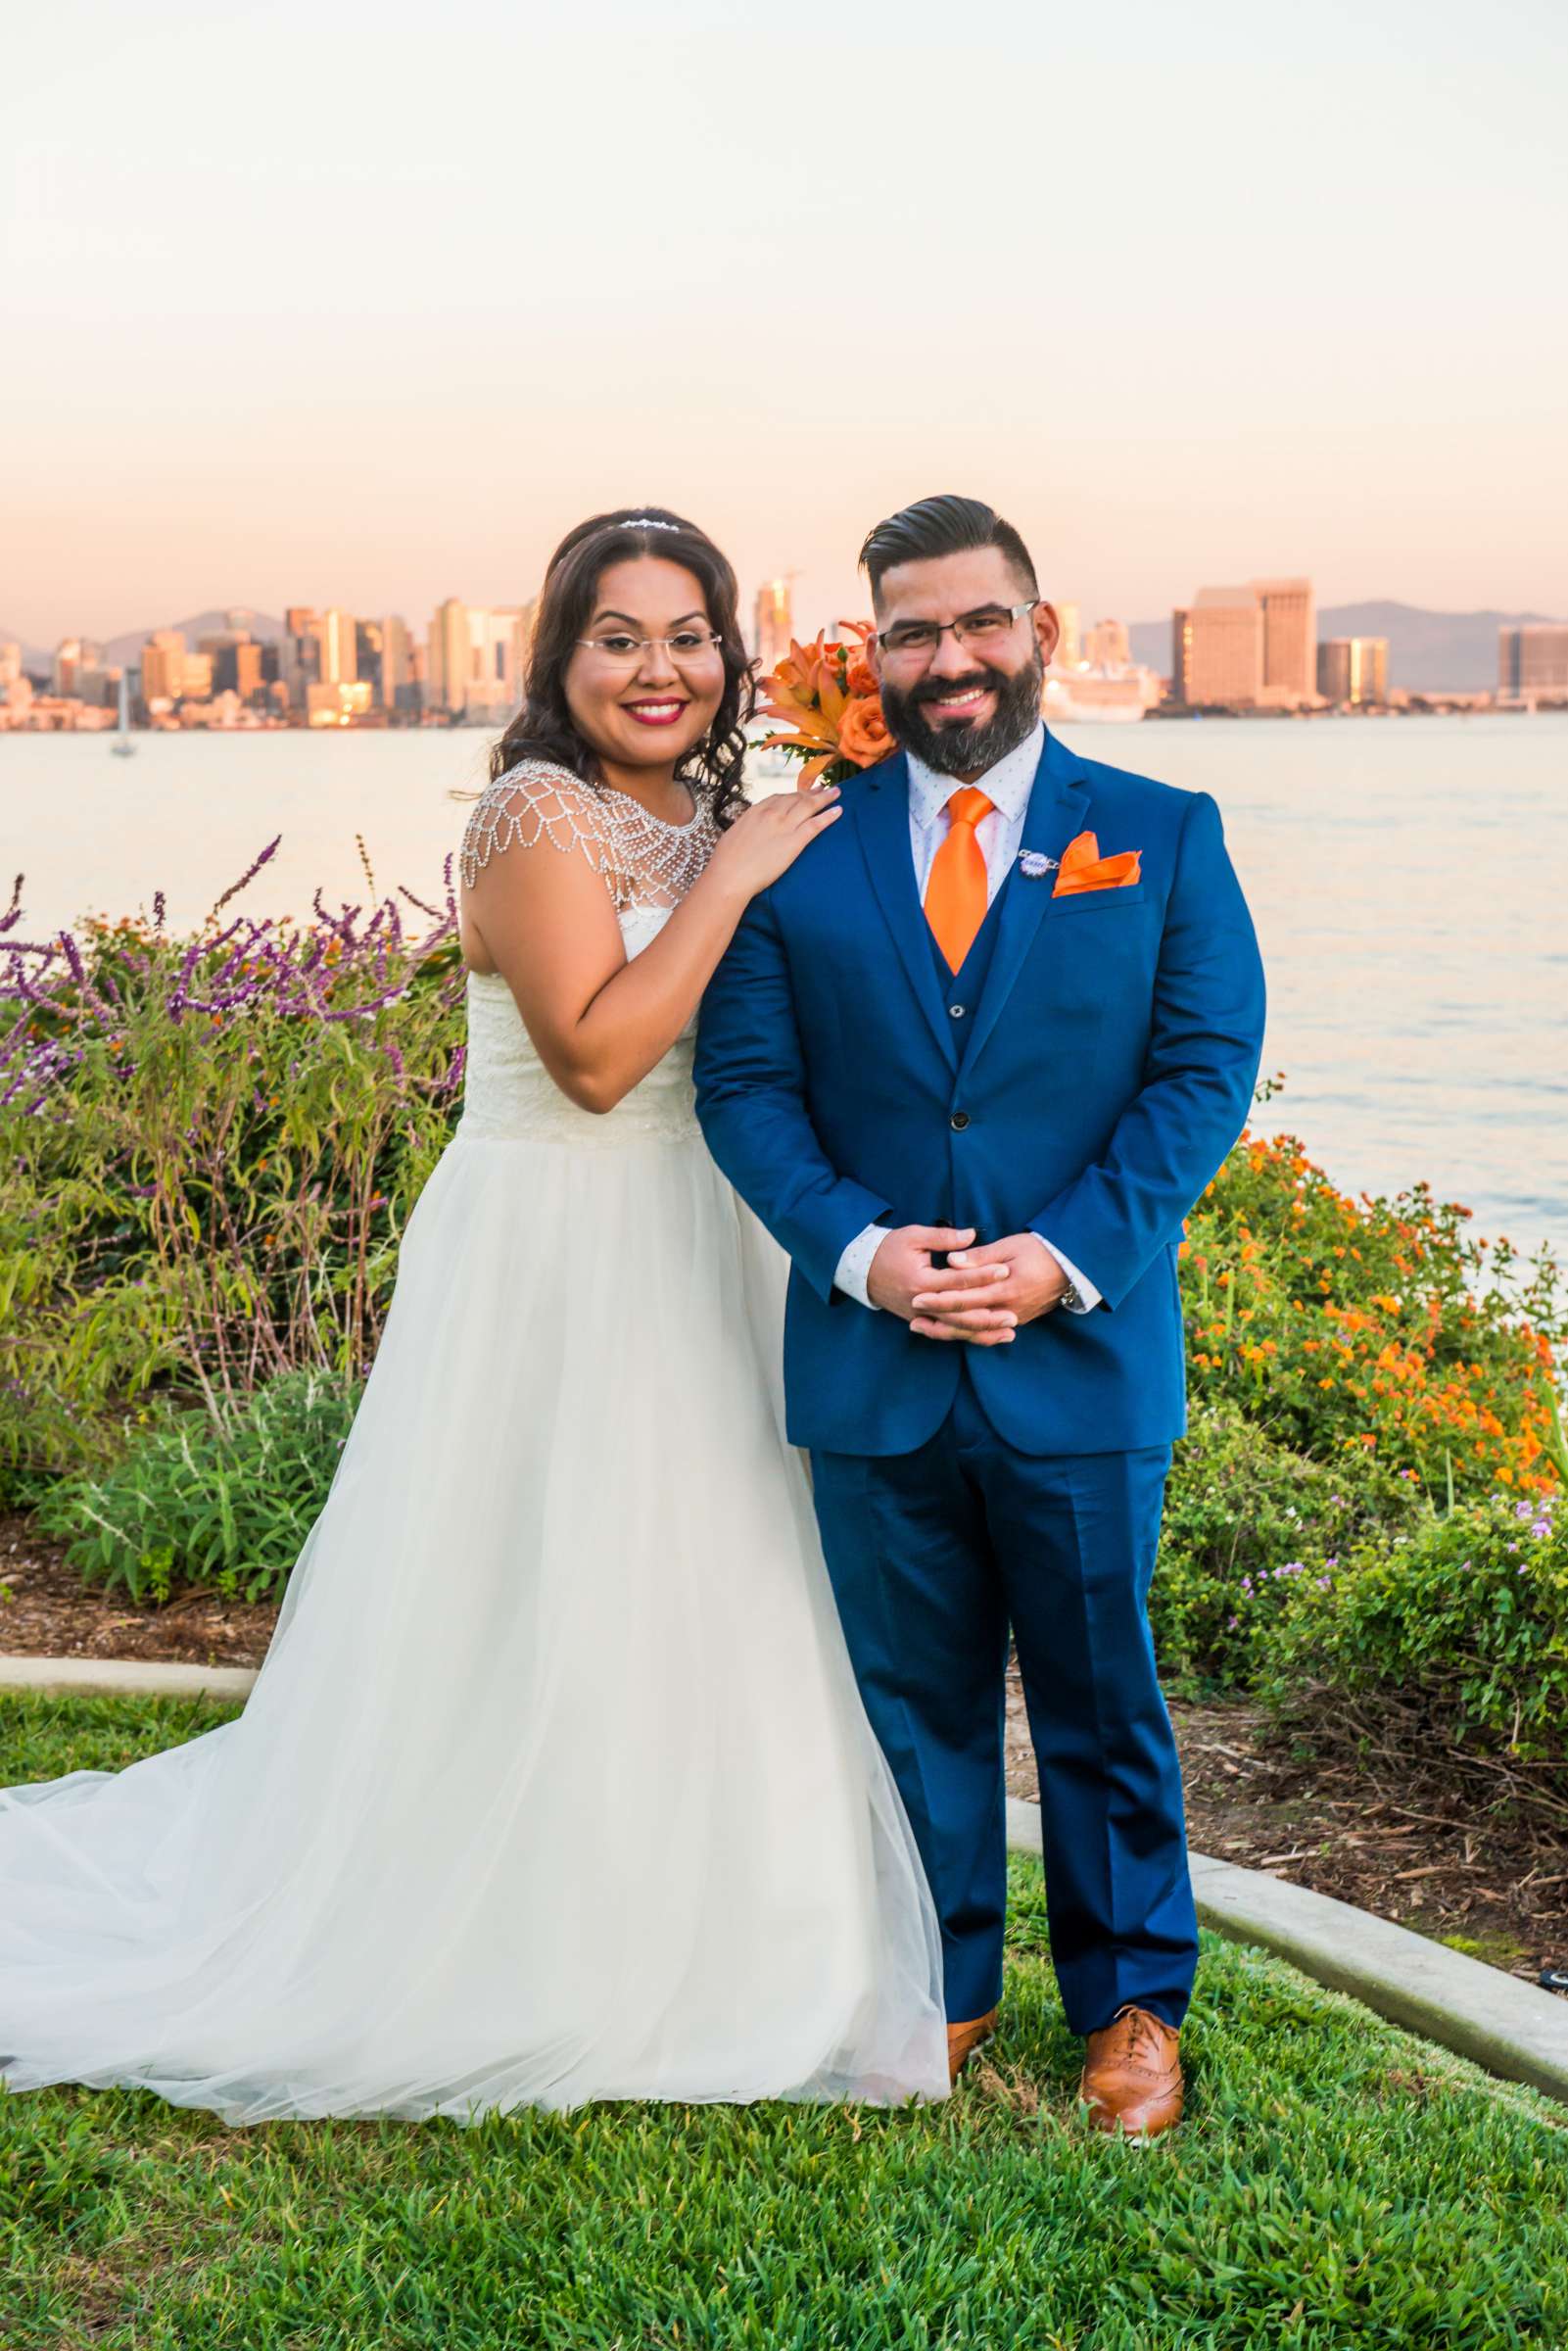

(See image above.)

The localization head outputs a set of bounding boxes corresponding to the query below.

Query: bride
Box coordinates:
[0,507,949,2123]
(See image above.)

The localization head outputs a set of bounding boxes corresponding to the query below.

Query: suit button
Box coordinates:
[950,1110,971,1131]
[949,1002,967,1019]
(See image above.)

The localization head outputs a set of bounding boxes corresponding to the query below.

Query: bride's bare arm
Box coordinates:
[462,776,841,1114]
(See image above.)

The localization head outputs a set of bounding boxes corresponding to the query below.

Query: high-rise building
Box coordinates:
[1172,589,1262,706]
[1317,637,1388,705]
[279,608,322,710]
[1498,623,1568,699]
[423,604,532,721]
[202,632,259,696]
[52,638,93,696]
[71,663,119,709]
[356,620,384,702]
[0,644,21,688]
[753,580,793,669]
[1085,617,1130,668]
[1054,600,1081,669]
[462,607,530,720]
[1253,578,1315,704]
[427,599,470,715]
[139,630,187,702]
[380,614,415,713]
[318,609,357,686]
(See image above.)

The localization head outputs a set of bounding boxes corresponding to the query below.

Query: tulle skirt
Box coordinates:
[0,1126,948,2122]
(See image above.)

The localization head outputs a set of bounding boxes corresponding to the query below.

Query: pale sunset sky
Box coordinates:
[3,0,1564,644]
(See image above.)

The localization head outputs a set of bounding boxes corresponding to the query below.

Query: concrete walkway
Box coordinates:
[0,1654,261,1700]
[2,1655,1563,2107]
[1007,1796,1568,2107]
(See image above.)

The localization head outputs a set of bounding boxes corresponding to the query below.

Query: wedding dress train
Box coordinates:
[0,763,948,2123]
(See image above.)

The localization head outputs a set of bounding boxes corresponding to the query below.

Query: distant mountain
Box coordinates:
[100,608,285,668]
[0,628,57,675]
[0,610,286,675]
[1126,601,1564,693]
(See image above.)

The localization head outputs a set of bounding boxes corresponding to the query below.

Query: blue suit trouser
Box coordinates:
[809,1364,1197,2036]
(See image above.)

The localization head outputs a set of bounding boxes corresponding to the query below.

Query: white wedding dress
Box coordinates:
[0,761,948,2124]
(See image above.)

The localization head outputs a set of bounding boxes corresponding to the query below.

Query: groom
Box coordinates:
[694,496,1265,2138]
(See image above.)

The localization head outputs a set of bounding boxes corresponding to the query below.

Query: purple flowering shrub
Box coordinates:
[1154,1400,1427,1687]
[1262,1491,1568,1779]
[0,847,466,1490]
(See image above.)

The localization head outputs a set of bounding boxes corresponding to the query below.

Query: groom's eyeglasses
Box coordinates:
[873,601,1040,663]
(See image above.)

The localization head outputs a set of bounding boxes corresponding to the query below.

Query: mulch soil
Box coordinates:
[4,1509,1562,1993]
[0,1512,281,1669]
[1007,1675,1567,1991]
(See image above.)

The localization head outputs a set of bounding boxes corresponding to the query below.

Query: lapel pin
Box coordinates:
[1018,851,1059,879]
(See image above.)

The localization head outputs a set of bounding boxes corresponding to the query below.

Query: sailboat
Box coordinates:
[110,667,136,757]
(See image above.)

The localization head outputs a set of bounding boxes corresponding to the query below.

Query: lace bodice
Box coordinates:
[459,756,721,913]
[456,759,717,1146]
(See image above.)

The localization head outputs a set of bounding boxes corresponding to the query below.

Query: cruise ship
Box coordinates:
[1043,664,1160,726]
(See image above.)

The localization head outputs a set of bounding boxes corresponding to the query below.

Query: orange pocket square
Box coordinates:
[1052,830,1142,895]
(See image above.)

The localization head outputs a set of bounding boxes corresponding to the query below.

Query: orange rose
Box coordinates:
[838,696,893,767]
[845,656,877,698]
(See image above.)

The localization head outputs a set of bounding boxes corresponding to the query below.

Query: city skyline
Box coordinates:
[5,583,1562,685]
[13,579,1565,731]
[4,2,1564,648]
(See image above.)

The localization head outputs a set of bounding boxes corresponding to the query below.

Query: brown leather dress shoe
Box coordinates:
[1078,2004,1184,2140]
[946,2007,999,2084]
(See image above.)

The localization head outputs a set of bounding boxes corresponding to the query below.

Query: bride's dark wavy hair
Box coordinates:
[489,506,754,827]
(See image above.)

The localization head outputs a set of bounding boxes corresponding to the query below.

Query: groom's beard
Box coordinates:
[879,644,1045,779]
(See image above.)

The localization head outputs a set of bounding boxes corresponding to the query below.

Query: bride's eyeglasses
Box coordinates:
[576,629,726,667]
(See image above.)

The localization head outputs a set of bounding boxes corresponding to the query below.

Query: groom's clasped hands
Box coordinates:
[866,1224,1070,1344]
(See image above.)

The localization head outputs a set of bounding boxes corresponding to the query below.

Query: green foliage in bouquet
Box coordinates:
[32,1367,362,1603]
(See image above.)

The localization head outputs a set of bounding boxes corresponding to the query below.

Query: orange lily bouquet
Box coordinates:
[758,624,894,787]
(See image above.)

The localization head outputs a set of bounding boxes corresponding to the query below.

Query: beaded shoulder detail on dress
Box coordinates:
[458,756,720,914]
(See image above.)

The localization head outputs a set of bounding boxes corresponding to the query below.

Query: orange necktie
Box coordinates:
[924,787,994,972]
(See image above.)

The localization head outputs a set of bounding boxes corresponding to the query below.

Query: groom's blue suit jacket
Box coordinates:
[693,728,1266,1458]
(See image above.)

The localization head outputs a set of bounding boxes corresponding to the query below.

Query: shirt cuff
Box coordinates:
[833,1222,887,1309]
[1032,1235,1102,1314]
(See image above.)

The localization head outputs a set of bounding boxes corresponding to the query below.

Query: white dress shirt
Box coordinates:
[832,720,1102,1315]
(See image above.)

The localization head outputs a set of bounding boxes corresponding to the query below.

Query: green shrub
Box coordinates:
[32,1368,361,1603]
[1154,1401,1428,1686]
[1,875,464,1488]
[1263,1489,1568,1773]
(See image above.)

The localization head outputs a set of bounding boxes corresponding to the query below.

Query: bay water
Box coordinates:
[3,714,1563,1274]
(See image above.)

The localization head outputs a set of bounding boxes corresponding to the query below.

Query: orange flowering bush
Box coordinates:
[1180,1095,1565,1504]
[758,624,891,788]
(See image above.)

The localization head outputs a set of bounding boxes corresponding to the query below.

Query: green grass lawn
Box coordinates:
[2,1693,1564,2351]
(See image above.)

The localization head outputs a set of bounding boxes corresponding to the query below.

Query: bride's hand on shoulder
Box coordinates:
[706,784,842,902]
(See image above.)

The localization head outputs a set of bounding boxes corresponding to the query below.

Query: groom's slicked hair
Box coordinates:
[859,495,1039,605]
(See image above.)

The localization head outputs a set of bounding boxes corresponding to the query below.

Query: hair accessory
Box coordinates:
[620,515,682,532]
